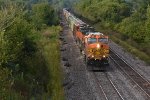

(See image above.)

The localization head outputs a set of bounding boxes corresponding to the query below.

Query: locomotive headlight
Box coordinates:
[103,55,106,58]
[97,44,100,48]
[91,55,94,58]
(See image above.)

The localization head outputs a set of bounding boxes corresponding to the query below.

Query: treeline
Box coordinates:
[48,0,80,10]
[0,0,60,99]
[73,0,150,57]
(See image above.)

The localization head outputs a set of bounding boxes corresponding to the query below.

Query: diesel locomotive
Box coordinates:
[63,8,109,69]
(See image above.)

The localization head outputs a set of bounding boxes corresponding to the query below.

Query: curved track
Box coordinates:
[110,49,150,98]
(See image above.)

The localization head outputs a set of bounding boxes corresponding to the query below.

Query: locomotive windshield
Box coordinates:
[88,38,97,44]
[98,38,108,43]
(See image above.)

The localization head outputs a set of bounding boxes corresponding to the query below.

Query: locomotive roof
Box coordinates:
[85,32,109,39]
[78,26,96,35]
[88,32,104,35]
[80,25,94,30]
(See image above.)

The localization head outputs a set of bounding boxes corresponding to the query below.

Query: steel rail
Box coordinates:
[105,73,125,100]
[92,72,125,100]
[110,49,150,84]
[92,72,109,100]
[110,49,150,98]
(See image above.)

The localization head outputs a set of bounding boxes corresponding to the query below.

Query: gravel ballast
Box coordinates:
[60,15,150,100]
[110,40,150,81]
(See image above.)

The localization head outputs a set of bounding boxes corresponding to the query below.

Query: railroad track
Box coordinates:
[92,71,125,100]
[110,49,150,98]
[61,11,150,99]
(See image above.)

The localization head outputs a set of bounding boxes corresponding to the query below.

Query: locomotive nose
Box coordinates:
[96,43,104,49]
[96,44,100,48]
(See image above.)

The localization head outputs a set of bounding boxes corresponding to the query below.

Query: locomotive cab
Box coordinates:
[84,33,109,66]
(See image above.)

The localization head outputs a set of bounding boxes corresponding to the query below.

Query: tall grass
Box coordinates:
[39,26,64,100]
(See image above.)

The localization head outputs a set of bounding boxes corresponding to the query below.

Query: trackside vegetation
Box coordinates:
[73,0,150,64]
[39,26,64,100]
[0,0,64,99]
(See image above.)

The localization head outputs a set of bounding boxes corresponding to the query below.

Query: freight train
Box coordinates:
[63,8,109,69]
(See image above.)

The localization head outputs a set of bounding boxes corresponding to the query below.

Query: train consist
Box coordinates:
[63,8,109,67]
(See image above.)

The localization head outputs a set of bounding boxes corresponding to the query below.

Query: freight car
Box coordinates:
[63,8,109,69]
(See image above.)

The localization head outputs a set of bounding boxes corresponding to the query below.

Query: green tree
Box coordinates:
[32,3,58,30]
[145,6,150,42]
